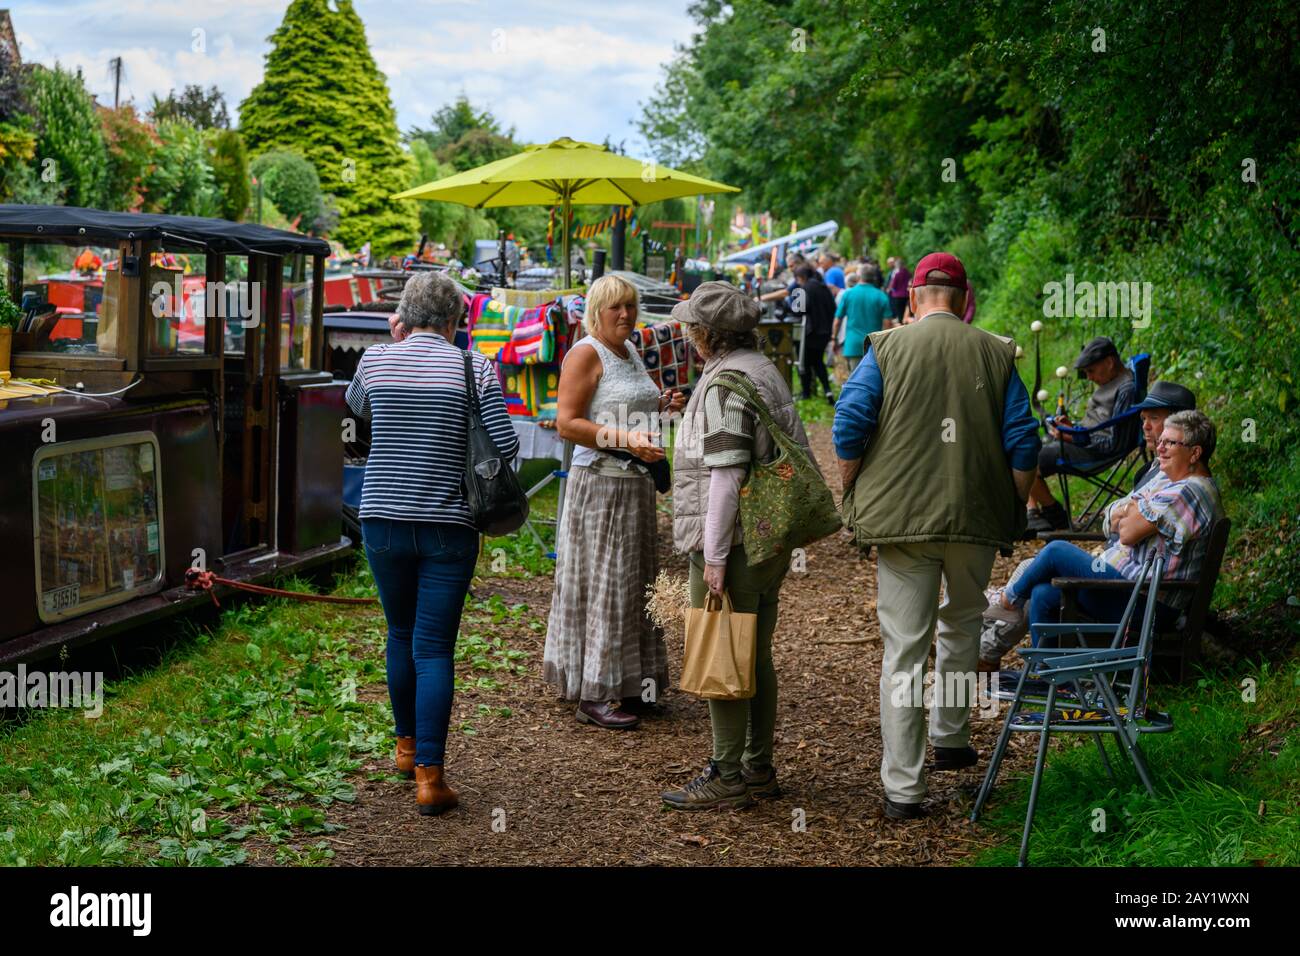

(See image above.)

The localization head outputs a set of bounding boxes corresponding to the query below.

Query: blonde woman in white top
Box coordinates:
[543,275,685,728]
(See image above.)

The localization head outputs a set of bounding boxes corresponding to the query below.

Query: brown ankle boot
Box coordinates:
[395,736,416,778]
[414,765,458,816]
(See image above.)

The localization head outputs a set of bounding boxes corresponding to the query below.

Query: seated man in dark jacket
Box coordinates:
[1027,336,1136,532]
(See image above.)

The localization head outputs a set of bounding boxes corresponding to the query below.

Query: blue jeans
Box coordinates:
[363,518,479,766]
[1007,540,1177,644]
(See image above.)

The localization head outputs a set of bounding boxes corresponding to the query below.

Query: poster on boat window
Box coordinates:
[34,433,165,621]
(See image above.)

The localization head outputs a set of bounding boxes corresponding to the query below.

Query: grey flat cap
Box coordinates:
[670,281,760,332]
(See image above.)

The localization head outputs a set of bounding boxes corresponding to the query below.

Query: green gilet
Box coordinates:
[844,312,1026,550]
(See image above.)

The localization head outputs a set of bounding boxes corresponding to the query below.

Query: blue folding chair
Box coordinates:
[970,548,1174,866]
[1045,353,1150,531]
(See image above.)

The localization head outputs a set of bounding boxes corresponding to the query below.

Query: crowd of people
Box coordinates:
[345,250,1225,820]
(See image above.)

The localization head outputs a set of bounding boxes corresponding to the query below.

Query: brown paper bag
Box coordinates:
[679,591,758,700]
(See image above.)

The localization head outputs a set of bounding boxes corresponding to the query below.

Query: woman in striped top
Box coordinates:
[345,271,519,817]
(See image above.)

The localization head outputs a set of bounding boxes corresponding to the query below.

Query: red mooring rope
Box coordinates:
[184,568,379,608]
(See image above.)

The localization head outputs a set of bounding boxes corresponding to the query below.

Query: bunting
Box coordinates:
[571,205,636,240]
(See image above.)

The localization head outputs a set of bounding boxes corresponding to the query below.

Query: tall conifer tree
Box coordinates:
[239,0,417,254]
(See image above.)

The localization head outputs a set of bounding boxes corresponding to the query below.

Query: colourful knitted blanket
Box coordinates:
[467,293,568,366]
[498,363,559,419]
[634,320,691,391]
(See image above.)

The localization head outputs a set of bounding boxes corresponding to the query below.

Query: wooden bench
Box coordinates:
[1046,516,1231,683]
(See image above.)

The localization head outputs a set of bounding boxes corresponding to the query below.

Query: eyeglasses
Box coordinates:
[1155,438,1189,449]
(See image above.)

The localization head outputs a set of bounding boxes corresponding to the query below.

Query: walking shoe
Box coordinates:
[661,761,754,811]
[576,699,639,729]
[1033,502,1071,531]
[824,390,836,406]
[741,764,782,800]
[882,797,925,820]
[395,736,416,779]
[1025,508,1052,534]
[414,765,458,816]
[930,745,979,772]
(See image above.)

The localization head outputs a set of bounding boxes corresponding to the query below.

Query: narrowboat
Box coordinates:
[0,205,351,665]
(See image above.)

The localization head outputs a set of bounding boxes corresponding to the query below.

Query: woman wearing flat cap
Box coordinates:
[661,281,819,810]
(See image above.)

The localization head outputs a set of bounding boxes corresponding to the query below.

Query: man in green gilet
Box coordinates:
[832,252,1041,820]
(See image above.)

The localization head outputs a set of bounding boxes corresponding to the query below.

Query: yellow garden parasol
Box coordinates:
[393,137,739,287]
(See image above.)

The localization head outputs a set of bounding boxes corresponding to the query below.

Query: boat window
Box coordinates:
[34,432,165,623]
[222,255,253,355]
[16,241,123,356]
[281,253,314,369]
[146,249,208,355]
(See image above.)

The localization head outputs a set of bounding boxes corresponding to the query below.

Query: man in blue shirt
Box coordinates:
[820,253,846,292]
[832,265,892,372]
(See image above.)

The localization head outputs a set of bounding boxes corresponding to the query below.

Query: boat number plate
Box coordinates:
[42,584,80,614]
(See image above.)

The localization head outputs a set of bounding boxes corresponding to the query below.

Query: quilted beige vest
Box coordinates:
[672,347,816,555]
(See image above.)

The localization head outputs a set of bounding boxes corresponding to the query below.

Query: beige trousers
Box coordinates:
[875,541,997,804]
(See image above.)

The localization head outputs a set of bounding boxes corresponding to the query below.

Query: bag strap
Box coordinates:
[713,371,776,429]
[713,371,797,453]
[465,348,486,416]
[462,351,484,430]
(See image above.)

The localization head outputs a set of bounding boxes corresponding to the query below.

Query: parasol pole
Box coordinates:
[561,187,572,290]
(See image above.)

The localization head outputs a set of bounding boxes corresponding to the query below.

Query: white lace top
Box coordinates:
[569,334,662,470]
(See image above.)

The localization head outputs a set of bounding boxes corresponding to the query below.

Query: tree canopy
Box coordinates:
[642,0,1300,615]
[151,84,231,130]
[238,0,418,254]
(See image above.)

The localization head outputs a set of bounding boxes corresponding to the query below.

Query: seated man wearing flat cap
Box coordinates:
[1025,336,1136,532]
[1131,381,1197,490]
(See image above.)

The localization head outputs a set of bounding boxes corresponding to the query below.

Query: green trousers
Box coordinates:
[688,545,789,781]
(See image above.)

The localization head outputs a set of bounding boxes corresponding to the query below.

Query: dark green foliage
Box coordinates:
[206,129,251,222]
[406,95,546,254]
[642,0,1300,621]
[150,85,231,130]
[0,282,21,329]
[141,121,219,217]
[24,64,107,208]
[238,0,418,255]
[251,150,328,231]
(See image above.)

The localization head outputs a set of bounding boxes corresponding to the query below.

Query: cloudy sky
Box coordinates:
[6,0,696,154]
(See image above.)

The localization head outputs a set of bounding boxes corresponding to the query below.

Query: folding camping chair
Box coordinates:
[970,548,1174,866]
[1046,353,1150,531]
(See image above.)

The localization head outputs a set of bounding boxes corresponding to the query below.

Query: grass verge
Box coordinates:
[0,559,539,866]
[969,654,1300,866]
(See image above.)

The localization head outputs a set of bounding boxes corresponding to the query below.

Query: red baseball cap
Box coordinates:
[911,252,967,289]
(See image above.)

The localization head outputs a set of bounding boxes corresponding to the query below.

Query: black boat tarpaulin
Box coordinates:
[0,204,331,257]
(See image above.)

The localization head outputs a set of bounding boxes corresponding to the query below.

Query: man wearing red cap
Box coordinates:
[833,252,1040,819]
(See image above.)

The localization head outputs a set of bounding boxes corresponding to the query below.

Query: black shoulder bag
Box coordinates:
[462,352,529,536]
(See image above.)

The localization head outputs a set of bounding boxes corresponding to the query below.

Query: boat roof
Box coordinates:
[0,205,331,257]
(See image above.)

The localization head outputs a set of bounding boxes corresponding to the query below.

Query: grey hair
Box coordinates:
[398,271,464,331]
[912,268,965,310]
[1165,409,1216,463]
[845,272,861,287]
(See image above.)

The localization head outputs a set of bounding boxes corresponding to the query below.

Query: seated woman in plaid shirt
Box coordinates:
[985,410,1223,637]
